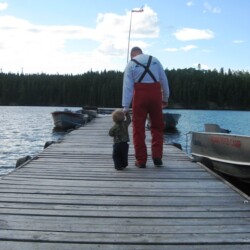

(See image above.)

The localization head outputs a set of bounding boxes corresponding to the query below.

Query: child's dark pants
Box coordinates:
[112,142,129,169]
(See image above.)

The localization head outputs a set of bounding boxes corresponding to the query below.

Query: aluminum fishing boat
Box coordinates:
[191,131,250,183]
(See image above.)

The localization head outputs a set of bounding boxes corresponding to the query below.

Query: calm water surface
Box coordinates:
[0,106,80,175]
[165,109,250,153]
[1,106,250,177]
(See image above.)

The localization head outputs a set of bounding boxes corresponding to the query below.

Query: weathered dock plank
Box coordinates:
[0,115,250,249]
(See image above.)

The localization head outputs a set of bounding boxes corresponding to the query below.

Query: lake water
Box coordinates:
[1,106,250,177]
[0,106,80,175]
[165,109,250,153]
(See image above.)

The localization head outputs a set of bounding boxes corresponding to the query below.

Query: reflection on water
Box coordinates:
[0,106,80,175]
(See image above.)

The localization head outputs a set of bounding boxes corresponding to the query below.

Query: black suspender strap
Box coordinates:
[131,56,157,83]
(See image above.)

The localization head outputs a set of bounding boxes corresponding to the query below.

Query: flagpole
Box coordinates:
[126,8,144,63]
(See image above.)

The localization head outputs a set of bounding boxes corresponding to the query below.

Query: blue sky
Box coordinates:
[0,0,249,74]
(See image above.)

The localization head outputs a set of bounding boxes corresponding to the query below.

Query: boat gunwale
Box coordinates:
[191,131,250,139]
[191,131,250,166]
[191,152,250,166]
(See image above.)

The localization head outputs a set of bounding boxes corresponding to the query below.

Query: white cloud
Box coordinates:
[0,2,8,11]
[174,28,214,41]
[186,1,194,7]
[165,45,197,52]
[0,5,159,74]
[165,48,179,52]
[181,45,197,51]
[233,40,245,44]
[203,2,221,14]
[94,5,159,56]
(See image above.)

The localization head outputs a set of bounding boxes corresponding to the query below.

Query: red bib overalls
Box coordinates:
[131,57,164,165]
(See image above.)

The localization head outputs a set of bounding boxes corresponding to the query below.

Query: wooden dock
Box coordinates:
[0,115,250,249]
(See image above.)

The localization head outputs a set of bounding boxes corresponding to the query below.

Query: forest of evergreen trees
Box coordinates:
[0,68,250,110]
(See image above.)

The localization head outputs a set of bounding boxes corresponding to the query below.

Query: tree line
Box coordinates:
[0,68,250,110]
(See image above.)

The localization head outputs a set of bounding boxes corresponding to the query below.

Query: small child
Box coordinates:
[109,109,131,170]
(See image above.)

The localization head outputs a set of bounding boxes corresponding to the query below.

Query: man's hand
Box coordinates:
[123,107,129,114]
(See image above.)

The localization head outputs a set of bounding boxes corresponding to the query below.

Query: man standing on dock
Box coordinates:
[122,46,170,168]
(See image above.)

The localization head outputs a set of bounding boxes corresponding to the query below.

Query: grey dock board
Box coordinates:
[0,116,250,249]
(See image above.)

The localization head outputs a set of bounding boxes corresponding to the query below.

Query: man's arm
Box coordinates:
[122,64,135,111]
[158,61,170,103]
